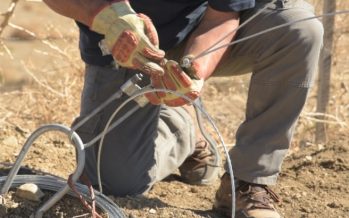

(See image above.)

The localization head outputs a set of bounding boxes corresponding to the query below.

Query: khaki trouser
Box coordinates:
[75,0,323,196]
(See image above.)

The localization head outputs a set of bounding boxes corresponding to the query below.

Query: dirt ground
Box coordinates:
[1,1,349,218]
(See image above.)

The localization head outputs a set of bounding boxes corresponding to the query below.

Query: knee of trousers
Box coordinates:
[255,17,324,88]
[288,17,324,83]
[292,18,324,54]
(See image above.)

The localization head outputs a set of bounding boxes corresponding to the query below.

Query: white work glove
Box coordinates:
[145,55,204,107]
[90,0,165,75]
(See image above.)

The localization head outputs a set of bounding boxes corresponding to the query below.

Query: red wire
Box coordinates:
[68,174,103,218]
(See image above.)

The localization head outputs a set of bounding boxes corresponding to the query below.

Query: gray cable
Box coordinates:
[96,87,236,218]
[193,98,220,168]
[71,90,123,132]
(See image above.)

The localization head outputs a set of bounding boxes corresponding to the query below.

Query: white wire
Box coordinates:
[96,86,236,218]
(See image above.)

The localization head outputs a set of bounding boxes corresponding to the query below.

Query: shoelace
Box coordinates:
[190,140,218,169]
[237,182,280,210]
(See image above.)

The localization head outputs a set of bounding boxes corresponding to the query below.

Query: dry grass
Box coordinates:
[0,0,83,129]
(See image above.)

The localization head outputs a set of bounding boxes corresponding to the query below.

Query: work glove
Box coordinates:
[90,0,165,75]
[145,56,204,107]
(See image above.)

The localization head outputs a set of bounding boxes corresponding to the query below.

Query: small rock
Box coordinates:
[58,212,64,218]
[2,136,18,146]
[299,206,310,213]
[282,197,291,203]
[327,202,342,208]
[159,192,167,197]
[149,208,156,214]
[190,187,198,193]
[304,155,312,161]
[16,183,45,202]
[10,202,19,208]
[294,193,302,199]
[317,144,325,150]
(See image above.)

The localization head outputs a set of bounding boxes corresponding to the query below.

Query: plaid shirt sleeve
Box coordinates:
[208,0,255,12]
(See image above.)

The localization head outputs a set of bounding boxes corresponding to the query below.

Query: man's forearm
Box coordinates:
[185,7,240,80]
[43,0,106,26]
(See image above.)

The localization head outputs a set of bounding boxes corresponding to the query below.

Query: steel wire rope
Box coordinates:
[96,87,237,218]
[0,175,126,218]
[194,99,220,169]
[193,10,349,61]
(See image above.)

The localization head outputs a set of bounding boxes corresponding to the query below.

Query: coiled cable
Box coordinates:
[0,175,125,217]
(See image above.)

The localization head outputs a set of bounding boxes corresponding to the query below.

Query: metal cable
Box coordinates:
[194,98,221,167]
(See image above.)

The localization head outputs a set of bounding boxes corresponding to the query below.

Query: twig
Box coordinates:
[8,22,37,38]
[21,60,65,97]
[0,40,14,59]
[0,0,20,36]
[41,39,82,71]
[301,112,347,127]
[0,0,19,58]
[0,111,13,126]
[72,213,90,218]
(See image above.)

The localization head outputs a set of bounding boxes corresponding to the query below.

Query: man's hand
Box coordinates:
[145,57,204,107]
[90,1,165,75]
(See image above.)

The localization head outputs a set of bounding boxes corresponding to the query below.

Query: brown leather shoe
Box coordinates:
[179,100,220,185]
[179,139,220,185]
[214,173,281,218]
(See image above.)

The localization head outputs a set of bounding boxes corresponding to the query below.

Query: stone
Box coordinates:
[318,144,325,150]
[2,136,18,147]
[15,183,45,202]
[149,208,157,214]
[305,155,312,161]
[190,187,198,193]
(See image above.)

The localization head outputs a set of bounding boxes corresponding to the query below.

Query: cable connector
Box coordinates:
[180,55,200,80]
[180,56,192,69]
[121,73,148,107]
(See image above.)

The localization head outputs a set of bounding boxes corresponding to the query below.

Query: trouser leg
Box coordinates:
[215,0,323,184]
[73,65,195,196]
